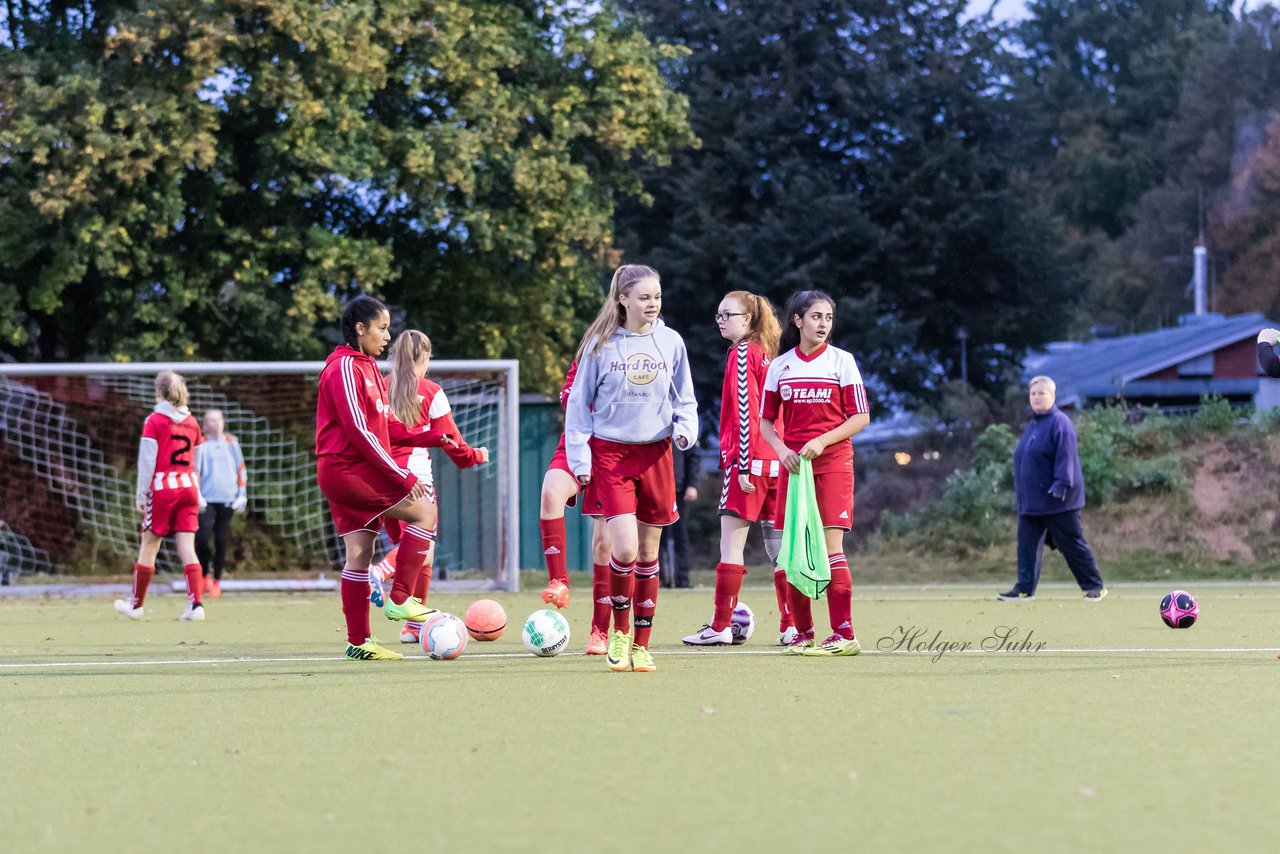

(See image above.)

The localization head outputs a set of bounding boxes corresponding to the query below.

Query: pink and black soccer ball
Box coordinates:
[1159,590,1199,629]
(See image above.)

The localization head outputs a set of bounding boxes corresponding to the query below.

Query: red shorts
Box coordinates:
[143,487,199,537]
[717,459,780,524]
[381,490,437,546]
[774,461,854,531]
[583,437,677,526]
[545,434,579,509]
[318,457,415,537]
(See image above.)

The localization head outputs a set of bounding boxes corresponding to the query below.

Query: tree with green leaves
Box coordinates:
[1013,0,1233,241]
[1035,5,1280,330]
[0,1,693,392]
[615,0,1080,406]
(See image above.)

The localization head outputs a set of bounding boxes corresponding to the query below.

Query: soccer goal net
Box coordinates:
[0,361,519,591]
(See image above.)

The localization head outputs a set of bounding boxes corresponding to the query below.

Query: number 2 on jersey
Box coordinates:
[169,434,192,467]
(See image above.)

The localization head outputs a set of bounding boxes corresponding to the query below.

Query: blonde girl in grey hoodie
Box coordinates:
[565,264,699,673]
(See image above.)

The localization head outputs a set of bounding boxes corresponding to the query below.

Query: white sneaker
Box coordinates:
[777,626,799,646]
[179,603,206,621]
[682,624,733,646]
[114,599,143,620]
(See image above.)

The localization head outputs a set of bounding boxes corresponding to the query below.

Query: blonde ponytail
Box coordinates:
[388,330,432,427]
[154,371,189,409]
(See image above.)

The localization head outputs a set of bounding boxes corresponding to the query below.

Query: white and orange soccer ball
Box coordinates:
[420,613,468,660]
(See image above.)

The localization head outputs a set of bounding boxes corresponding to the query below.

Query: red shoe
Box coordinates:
[540,579,570,610]
[206,578,222,598]
[584,627,608,655]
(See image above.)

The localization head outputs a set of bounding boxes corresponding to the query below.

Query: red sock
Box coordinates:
[712,563,746,631]
[413,562,433,604]
[540,517,569,585]
[183,563,203,606]
[786,581,814,635]
[375,546,400,584]
[609,556,635,634]
[340,567,372,646]
[390,525,435,605]
[633,559,659,648]
[591,563,612,634]
[773,567,793,631]
[828,555,854,639]
[131,563,154,609]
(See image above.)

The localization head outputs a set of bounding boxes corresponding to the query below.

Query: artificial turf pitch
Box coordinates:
[2,581,1278,853]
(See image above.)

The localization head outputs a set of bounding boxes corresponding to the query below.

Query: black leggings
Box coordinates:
[196,503,235,579]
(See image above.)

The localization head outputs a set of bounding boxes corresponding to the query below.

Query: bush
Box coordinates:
[871,407,1197,556]
[1122,454,1188,495]
[1076,406,1128,503]
[1253,406,1280,434]
[1192,394,1236,433]
[970,422,1016,473]
[935,463,1015,548]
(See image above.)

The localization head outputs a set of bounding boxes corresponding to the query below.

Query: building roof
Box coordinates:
[1022,312,1271,407]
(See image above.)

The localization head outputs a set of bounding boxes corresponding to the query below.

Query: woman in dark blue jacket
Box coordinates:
[998,376,1107,602]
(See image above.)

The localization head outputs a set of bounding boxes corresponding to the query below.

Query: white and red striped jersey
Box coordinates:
[719,341,778,474]
[141,404,204,492]
[392,378,486,479]
[761,342,869,472]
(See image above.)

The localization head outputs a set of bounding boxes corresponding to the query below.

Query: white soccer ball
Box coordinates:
[420,613,468,660]
[730,602,755,645]
[522,609,570,657]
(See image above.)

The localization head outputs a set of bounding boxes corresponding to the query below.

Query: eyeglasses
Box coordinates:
[714,312,748,322]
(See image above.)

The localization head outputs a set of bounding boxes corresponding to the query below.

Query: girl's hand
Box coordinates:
[780,450,801,474]
[577,473,592,487]
[408,481,426,503]
[799,439,825,459]
[675,435,690,450]
[475,447,489,464]
[738,473,756,493]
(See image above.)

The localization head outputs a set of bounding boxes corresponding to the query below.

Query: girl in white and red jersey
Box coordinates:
[114,371,209,622]
[538,361,614,655]
[564,264,699,673]
[316,297,453,661]
[761,290,871,657]
[683,290,797,647]
[369,329,488,644]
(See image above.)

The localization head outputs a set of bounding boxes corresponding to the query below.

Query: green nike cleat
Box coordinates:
[631,643,656,673]
[606,630,633,672]
[345,637,404,661]
[383,596,438,624]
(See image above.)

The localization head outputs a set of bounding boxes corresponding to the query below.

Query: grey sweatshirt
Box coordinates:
[564,319,699,477]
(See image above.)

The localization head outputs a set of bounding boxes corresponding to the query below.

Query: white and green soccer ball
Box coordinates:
[522,609,570,657]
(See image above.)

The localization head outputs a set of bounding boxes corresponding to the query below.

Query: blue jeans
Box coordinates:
[1015,510,1104,594]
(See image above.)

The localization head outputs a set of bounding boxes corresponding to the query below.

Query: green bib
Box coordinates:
[777,458,830,600]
